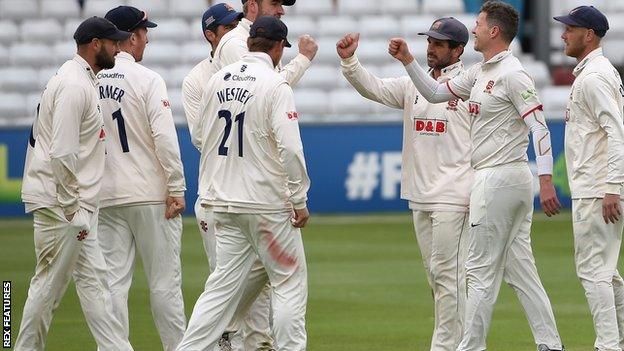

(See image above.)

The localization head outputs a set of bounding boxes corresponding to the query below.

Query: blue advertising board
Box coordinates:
[0,121,571,217]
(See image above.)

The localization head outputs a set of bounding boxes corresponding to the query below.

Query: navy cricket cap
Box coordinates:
[105,6,157,32]
[554,6,609,35]
[249,16,291,47]
[418,17,469,45]
[73,16,131,45]
[202,3,244,32]
[242,0,295,5]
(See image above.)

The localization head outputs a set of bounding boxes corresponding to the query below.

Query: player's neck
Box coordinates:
[481,43,509,62]
[575,44,601,63]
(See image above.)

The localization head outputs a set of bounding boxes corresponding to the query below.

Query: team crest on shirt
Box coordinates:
[483,80,495,94]
[99,127,106,140]
[162,99,171,109]
[468,101,481,117]
[446,99,459,111]
[287,111,299,120]
[413,116,448,135]
[413,95,419,105]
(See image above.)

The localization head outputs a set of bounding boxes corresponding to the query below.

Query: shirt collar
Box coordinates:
[242,52,274,69]
[72,54,98,86]
[439,60,464,81]
[116,51,135,62]
[483,49,512,65]
[241,17,253,33]
[573,47,603,77]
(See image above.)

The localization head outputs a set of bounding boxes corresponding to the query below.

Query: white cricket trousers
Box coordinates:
[194,199,274,351]
[413,210,469,351]
[177,211,308,351]
[572,198,624,351]
[98,203,186,351]
[14,207,133,351]
[457,163,562,351]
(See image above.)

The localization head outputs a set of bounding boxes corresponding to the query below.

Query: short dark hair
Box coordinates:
[448,40,463,49]
[247,36,279,52]
[480,0,519,43]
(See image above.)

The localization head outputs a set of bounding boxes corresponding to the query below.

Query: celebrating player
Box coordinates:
[16,17,133,351]
[177,16,310,351]
[554,6,624,350]
[337,17,472,351]
[97,6,187,351]
[388,1,564,350]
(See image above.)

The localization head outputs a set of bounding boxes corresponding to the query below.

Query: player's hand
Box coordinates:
[298,34,318,61]
[603,193,621,224]
[336,33,360,59]
[165,196,186,219]
[291,207,310,228]
[388,38,414,66]
[539,175,561,217]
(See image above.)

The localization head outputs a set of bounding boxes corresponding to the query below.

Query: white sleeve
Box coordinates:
[219,37,248,68]
[583,73,624,194]
[49,83,85,215]
[341,54,408,109]
[270,82,310,209]
[146,75,187,197]
[404,59,461,102]
[523,109,553,175]
[181,74,202,149]
[278,54,311,86]
[505,70,544,118]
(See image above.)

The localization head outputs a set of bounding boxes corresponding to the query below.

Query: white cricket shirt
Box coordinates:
[183,56,217,142]
[214,17,311,86]
[22,55,106,215]
[565,47,624,198]
[194,52,309,212]
[447,50,543,170]
[97,51,186,207]
[341,55,472,212]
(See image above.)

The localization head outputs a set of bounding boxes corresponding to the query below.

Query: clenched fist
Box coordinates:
[336,33,360,59]
[388,37,414,66]
[298,34,318,61]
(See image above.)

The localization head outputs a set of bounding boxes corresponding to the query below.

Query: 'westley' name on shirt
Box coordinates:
[217,87,254,105]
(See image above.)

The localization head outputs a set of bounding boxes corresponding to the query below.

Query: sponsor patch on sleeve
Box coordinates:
[287,111,299,120]
[521,88,537,101]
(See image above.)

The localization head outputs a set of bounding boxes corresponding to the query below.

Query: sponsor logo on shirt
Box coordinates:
[413,117,447,135]
[287,111,299,120]
[162,99,171,109]
[446,99,459,111]
[76,230,88,241]
[521,88,537,101]
[99,128,106,140]
[483,80,495,94]
[468,101,481,117]
[413,95,419,105]
[224,72,232,81]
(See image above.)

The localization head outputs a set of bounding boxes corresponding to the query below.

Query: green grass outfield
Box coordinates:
[0,212,605,350]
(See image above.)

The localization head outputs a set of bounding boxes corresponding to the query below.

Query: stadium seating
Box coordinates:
[0,0,622,125]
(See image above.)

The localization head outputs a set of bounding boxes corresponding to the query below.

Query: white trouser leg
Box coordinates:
[503,212,562,349]
[458,165,561,351]
[15,208,86,351]
[252,212,308,351]
[132,204,186,351]
[74,209,133,351]
[413,210,469,351]
[196,202,274,351]
[573,198,624,351]
[177,212,264,351]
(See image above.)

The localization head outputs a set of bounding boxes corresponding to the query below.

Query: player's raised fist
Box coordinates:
[298,34,318,61]
[336,33,360,59]
[388,37,414,66]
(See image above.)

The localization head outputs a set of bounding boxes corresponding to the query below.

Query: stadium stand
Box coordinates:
[0,0,622,126]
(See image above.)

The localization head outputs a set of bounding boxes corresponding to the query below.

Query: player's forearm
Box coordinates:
[50,155,80,215]
[281,149,310,209]
[279,54,311,87]
[605,131,624,193]
[404,60,453,103]
[341,55,404,109]
[152,130,187,196]
[524,111,553,175]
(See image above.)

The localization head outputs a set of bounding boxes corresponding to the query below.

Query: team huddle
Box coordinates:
[12,0,624,350]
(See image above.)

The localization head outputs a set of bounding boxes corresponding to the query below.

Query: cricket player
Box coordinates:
[554,6,624,350]
[177,16,310,351]
[96,6,187,351]
[337,18,472,351]
[16,17,133,351]
[389,1,564,350]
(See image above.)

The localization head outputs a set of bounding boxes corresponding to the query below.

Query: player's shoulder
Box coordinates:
[185,58,213,83]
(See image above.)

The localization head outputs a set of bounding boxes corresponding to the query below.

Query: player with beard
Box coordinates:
[16,17,134,351]
[337,18,473,351]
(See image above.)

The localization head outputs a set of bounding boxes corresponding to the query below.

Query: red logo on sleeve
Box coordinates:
[162,99,171,109]
[287,111,299,120]
[446,99,459,111]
